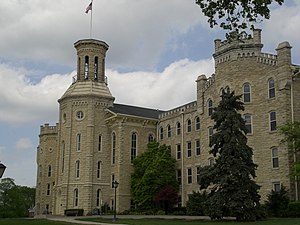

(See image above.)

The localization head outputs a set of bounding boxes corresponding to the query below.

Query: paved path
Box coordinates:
[44,214,233,224]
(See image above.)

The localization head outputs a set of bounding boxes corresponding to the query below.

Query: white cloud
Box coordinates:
[15,138,33,151]
[0,63,74,124]
[0,0,207,71]
[0,58,214,125]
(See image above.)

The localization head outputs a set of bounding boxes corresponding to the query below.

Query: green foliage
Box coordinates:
[186,191,208,216]
[131,141,178,210]
[195,0,284,31]
[265,186,289,217]
[280,121,300,177]
[0,178,35,218]
[286,202,300,217]
[198,91,261,221]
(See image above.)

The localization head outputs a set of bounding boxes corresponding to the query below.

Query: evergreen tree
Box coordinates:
[131,141,178,211]
[198,91,261,221]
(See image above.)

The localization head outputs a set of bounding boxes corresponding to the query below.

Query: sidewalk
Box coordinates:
[45,214,217,225]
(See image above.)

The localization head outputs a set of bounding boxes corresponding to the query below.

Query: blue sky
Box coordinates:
[0,0,299,187]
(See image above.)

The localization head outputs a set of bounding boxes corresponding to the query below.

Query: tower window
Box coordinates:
[46,183,51,195]
[208,99,213,116]
[94,56,98,80]
[76,133,81,151]
[97,161,102,179]
[98,135,102,152]
[243,83,251,102]
[61,141,65,173]
[96,189,101,207]
[84,56,89,79]
[74,189,79,207]
[48,165,52,177]
[75,160,80,178]
[268,78,275,98]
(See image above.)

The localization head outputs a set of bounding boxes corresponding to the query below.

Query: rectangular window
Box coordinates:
[176,144,181,160]
[196,166,201,183]
[48,165,51,177]
[187,141,192,158]
[272,148,279,168]
[270,111,277,131]
[75,160,80,178]
[97,161,101,178]
[187,120,192,132]
[98,135,102,151]
[208,127,213,145]
[46,183,51,195]
[187,168,192,184]
[273,182,281,192]
[76,133,81,151]
[244,114,252,134]
[112,133,116,164]
[176,169,181,185]
[131,133,137,163]
[195,139,201,156]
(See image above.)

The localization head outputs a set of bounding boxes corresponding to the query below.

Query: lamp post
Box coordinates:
[112,180,119,221]
[0,162,6,178]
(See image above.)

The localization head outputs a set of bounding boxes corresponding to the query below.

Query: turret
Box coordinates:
[74,39,109,83]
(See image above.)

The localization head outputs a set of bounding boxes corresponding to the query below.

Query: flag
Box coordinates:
[85,2,92,13]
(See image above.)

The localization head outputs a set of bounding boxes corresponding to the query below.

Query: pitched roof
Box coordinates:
[110,103,164,119]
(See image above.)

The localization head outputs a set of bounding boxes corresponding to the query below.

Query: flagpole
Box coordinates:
[90,0,93,38]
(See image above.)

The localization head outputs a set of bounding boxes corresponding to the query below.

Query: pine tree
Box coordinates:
[198,91,261,221]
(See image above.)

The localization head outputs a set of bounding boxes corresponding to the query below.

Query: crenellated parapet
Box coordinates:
[40,123,58,135]
[158,101,197,120]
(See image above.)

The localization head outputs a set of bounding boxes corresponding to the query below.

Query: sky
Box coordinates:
[0,0,300,187]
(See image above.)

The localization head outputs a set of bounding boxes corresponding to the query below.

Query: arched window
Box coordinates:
[96,189,101,207]
[76,133,81,151]
[48,165,52,177]
[75,160,80,178]
[97,161,102,179]
[208,99,213,116]
[160,127,164,140]
[176,122,181,135]
[74,189,79,207]
[77,57,81,80]
[131,132,137,163]
[195,117,200,130]
[167,125,171,137]
[225,86,230,93]
[268,78,275,98]
[94,56,98,80]
[187,119,191,132]
[112,132,116,164]
[243,83,251,102]
[84,56,89,79]
[148,133,154,143]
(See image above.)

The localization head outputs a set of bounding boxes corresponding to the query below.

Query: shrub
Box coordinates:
[286,202,300,217]
[265,186,289,217]
[186,191,208,216]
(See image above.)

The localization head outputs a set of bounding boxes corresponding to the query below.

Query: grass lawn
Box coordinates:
[1,217,300,225]
[82,217,300,225]
[0,219,72,225]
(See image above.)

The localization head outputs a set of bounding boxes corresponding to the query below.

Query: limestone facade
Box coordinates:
[35,29,300,215]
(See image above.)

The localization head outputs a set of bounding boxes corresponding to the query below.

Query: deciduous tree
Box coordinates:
[195,0,284,31]
[131,141,178,211]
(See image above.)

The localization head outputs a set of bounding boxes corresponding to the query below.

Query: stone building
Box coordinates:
[35,29,300,215]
